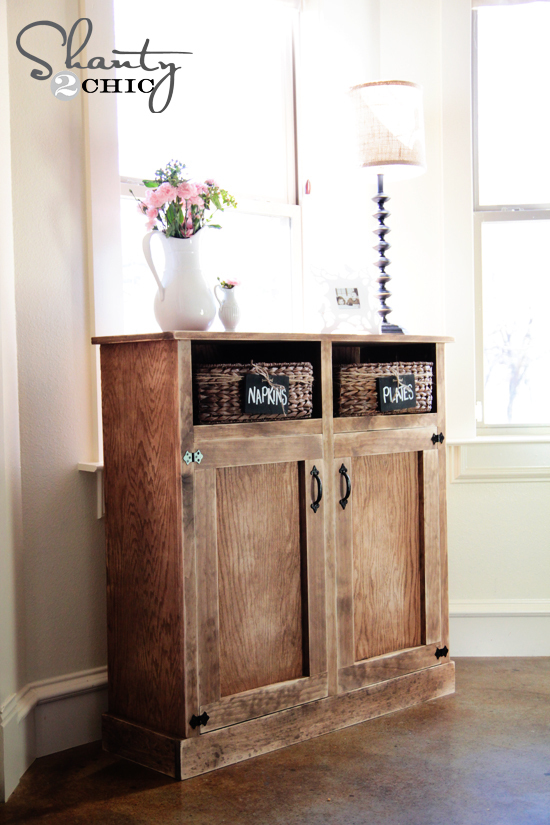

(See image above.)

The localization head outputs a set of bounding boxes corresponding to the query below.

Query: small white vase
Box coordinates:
[215,285,241,332]
[142,231,216,331]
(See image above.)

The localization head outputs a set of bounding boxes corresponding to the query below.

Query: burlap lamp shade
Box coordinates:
[350,80,426,179]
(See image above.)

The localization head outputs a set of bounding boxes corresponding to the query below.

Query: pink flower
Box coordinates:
[145,219,156,231]
[146,182,177,208]
[205,178,217,187]
[146,207,158,219]
[225,279,240,287]
[177,182,198,201]
[196,183,209,194]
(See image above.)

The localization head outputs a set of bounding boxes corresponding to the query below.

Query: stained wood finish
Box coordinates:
[101,340,185,737]
[93,331,454,345]
[302,459,328,677]
[102,663,455,779]
[178,341,201,740]
[201,672,328,731]
[196,469,220,706]
[198,435,323,469]
[183,664,455,780]
[335,457,355,674]
[98,334,452,782]
[333,412,437,434]
[436,343,450,651]
[421,450,442,644]
[102,714,180,778]
[216,462,304,697]
[320,340,338,696]
[352,452,422,661]
[337,643,442,692]
[195,419,323,441]
[334,427,436,459]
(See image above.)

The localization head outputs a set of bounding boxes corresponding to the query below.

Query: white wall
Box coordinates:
[1,0,107,800]
[378,0,445,336]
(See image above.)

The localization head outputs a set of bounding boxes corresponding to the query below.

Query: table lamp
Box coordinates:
[349,80,426,333]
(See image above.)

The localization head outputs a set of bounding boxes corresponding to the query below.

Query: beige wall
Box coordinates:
[5,0,106,689]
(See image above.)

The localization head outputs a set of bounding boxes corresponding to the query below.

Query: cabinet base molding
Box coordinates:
[102,662,455,780]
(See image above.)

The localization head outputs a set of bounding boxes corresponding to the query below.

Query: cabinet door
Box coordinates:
[334,428,444,692]
[195,436,328,731]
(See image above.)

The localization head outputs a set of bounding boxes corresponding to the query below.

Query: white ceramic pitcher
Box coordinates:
[142,231,216,331]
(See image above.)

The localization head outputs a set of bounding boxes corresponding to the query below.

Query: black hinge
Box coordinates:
[189,711,210,729]
[431,432,445,445]
[435,645,449,660]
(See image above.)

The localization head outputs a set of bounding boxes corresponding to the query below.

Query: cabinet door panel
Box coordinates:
[196,442,328,730]
[217,462,303,696]
[335,436,443,692]
[353,452,422,661]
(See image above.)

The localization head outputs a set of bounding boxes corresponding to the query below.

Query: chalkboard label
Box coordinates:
[377,374,416,413]
[244,374,289,415]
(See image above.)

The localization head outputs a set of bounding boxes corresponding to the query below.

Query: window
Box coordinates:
[113,0,302,334]
[473,0,550,428]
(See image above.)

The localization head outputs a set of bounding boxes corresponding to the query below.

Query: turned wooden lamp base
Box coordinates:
[373,173,404,335]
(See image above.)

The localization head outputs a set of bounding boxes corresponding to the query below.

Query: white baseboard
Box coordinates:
[0,666,107,802]
[450,599,550,656]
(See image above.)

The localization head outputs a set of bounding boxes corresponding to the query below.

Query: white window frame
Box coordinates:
[472,0,550,435]
[80,0,312,469]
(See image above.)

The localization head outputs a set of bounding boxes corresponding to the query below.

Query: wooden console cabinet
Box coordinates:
[93,331,454,780]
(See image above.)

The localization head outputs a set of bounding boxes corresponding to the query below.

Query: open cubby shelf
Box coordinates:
[191,340,323,425]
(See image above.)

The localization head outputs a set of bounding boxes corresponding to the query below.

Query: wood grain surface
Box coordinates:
[421,450,442,644]
[436,343,450,651]
[196,469,220,706]
[352,452,422,661]
[178,341,201,739]
[334,427,436,458]
[333,412,437,434]
[197,435,323,469]
[335,457,355,674]
[101,340,186,737]
[320,340,338,696]
[338,643,442,692]
[195,419,323,442]
[216,462,304,696]
[102,662,455,779]
[201,672,328,731]
[179,661,455,779]
[93,331,454,345]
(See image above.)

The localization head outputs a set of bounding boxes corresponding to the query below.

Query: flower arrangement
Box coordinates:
[135,160,237,238]
[217,277,240,290]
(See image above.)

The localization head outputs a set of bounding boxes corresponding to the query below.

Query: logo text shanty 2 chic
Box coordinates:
[16,18,191,112]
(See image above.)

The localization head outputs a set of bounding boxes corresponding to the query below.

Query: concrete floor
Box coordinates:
[1,658,549,825]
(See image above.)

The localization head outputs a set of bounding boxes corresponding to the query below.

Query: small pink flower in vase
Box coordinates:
[215,278,241,331]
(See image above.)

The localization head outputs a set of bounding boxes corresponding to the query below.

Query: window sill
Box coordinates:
[78,462,104,519]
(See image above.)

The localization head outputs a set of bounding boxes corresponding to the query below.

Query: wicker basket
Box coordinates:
[195,362,314,424]
[336,361,433,417]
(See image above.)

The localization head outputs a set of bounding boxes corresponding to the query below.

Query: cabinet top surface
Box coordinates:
[92,331,453,345]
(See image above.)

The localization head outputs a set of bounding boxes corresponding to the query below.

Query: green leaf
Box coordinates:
[209,224,222,229]
[143,180,158,188]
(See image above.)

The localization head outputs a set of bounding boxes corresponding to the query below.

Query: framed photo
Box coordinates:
[334,287,361,310]
[310,268,379,334]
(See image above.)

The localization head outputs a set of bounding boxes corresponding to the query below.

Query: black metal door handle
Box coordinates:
[311,465,323,513]
[339,464,351,510]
